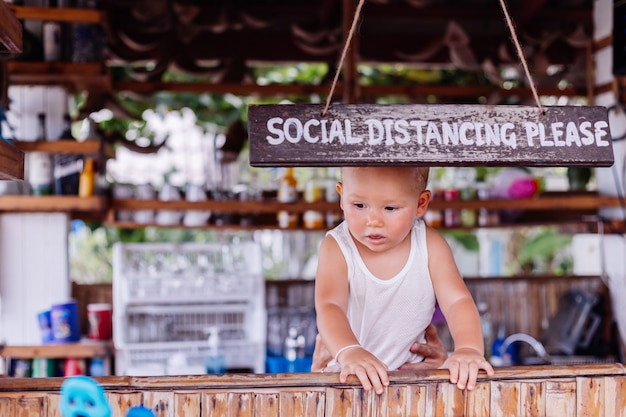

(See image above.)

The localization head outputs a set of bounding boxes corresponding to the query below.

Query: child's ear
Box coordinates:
[336,182,344,209]
[416,190,431,217]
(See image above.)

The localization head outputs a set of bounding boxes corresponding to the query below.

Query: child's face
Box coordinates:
[337,167,431,254]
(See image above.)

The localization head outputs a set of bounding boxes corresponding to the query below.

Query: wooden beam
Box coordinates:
[0,1,22,55]
[248,103,615,167]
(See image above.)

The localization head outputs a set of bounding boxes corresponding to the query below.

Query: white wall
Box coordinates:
[0,85,72,345]
[0,213,70,345]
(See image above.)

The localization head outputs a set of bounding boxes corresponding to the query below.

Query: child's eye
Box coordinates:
[353,203,365,209]
[384,206,397,211]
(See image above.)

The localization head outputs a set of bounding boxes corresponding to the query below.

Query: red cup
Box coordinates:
[87,303,112,340]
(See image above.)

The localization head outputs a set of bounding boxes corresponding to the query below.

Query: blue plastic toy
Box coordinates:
[126,405,156,417]
[59,375,111,417]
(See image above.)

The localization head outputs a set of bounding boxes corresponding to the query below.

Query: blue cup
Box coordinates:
[51,300,81,343]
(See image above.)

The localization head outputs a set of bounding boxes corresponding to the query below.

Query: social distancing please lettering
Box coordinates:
[248,104,614,167]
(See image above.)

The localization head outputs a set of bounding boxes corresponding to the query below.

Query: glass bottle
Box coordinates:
[54,114,81,195]
[78,157,95,197]
[28,113,53,196]
[205,327,226,374]
[325,167,342,228]
[277,167,298,228]
[303,168,325,230]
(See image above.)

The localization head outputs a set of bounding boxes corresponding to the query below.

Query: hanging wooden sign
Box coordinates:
[248,104,614,167]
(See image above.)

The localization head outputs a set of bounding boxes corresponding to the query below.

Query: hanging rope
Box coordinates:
[498,0,544,114]
[321,0,366,117]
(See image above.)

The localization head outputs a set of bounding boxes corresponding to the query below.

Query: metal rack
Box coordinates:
[113,242,266,375]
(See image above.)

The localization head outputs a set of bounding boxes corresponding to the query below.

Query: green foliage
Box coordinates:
[442,230,479,252]
[516,228,573,274]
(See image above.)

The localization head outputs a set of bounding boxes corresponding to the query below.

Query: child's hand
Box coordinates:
[442,347,494,390]
[337,346,389,394]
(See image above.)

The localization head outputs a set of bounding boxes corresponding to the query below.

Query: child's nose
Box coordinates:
[366,211,383,226]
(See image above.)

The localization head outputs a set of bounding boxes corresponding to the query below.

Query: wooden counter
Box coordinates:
[0,364,624,416]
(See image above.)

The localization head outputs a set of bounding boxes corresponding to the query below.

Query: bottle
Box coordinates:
[205,327,226,374]
[54,114,81,195]
[43,0,62,62]
[284,326,305,372]
[27,113,54,196]
[477,302,493,360]
[277,167,298,228]
[303,168,325,230]
[490,322,507,366]
[78,157,95,197]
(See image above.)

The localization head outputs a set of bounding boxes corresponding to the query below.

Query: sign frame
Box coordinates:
[248,103,614,167]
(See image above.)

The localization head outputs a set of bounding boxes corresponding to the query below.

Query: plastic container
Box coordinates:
[51,300,81,343]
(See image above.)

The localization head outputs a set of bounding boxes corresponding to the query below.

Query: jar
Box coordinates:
[443,189,460,227]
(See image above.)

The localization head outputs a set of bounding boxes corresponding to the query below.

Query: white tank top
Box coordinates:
[327,217,436,370]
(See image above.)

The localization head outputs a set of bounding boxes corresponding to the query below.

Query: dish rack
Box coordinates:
[113,242,266,375]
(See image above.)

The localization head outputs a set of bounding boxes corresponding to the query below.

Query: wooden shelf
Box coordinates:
[9,5,103,23]
[7,62,110,92]
[0,1,22,55]
[0,341,112,360]
[13,139,103,154]
[0,195,106,214]
[0,140,24,180]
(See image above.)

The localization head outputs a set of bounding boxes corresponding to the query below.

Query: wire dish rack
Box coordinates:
[113,242,266,375]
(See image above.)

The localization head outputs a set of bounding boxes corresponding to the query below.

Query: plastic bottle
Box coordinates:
[490,322,507,366]
[205,327,226,374]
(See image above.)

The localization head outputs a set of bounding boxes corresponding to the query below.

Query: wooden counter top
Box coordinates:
[0,364,624,416]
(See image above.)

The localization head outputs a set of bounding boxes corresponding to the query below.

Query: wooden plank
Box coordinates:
[203,392,228,417]
[604,375,626,417]
[0,139,25,180]
[174,392,201,417]
[545,380,576,416]
[490,381,520,417]
[248,104,614,167]
[465,382,490,416]
[255,392,279,417]
[16,397,44,417]
[143,392,174,417]
[106,391,143,417]
[406,384,426,416]
[387,386,408,417]
[227,392,253,417]
[0,1,22,55]
[47,393,62,417]
[325,388,356,416]
[303,391,325,417]
[0,398,16,417]
[279,391,306,417]
[519,381,545,417]
[577,377,604,417]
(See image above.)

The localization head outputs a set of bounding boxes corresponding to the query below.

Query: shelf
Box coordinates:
[7,62,110,92]
[0,195,106,214]
[0,1,22,55]
[9,5,103,23]
[0,341,112,360]
[14,139,103,155]
[0,140,25,180]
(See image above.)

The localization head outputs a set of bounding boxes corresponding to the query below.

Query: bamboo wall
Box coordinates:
[0,364,624,417]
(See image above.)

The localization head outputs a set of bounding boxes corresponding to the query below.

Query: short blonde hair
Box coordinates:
[341,166,430,193]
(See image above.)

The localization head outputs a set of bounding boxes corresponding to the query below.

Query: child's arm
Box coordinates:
[314,235,389,394]
[425,227,495,390]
